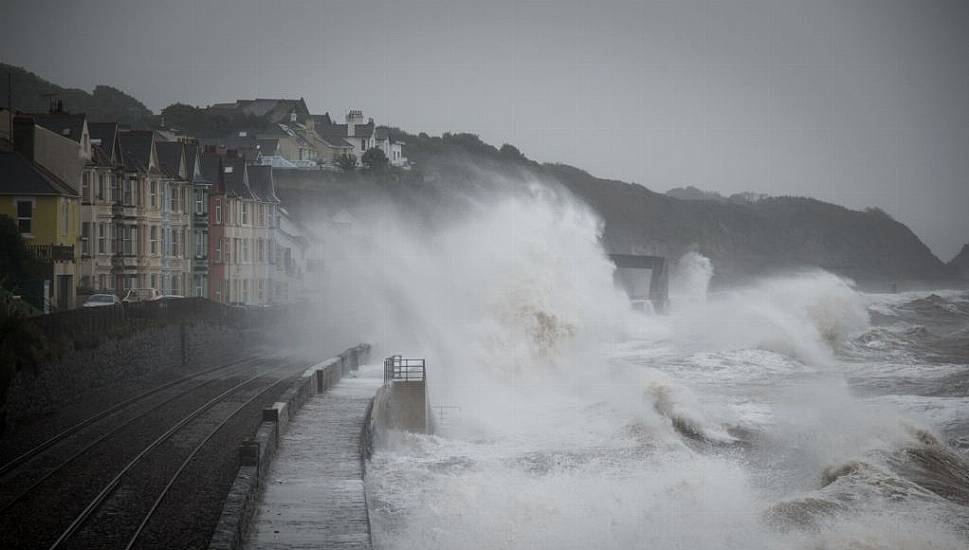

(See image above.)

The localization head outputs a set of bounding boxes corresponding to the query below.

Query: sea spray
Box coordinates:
[302,177,968,549]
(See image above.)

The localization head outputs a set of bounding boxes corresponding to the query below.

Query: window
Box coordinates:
[170,185,178,212]
[243,279,249,303]
[126,178,138,206]
[216,239,223,263]
[61,200,69,234]
[81,172,90,202]
[242,238,249,262]
[98,223,106,254]
[215,199,222,224]
[242,202,249,225]
[16,200,32,234]
[111,175,120,204]
[195,231,203,258]
[257,279,264,302]
[150,181,157,208]
[150,226,158,255]
[81,222,90,255]
[151,273,157,289]
[172,229,179,257]
[97,174,105,200]
[98,274,106,290]
[122,225,134,255]
[361,139,366,150]
[195,190,204,214]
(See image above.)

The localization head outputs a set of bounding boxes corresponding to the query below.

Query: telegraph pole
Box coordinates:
[6,70,11,144]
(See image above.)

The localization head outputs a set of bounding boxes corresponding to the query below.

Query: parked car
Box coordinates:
[82,294,121,307]
[122,288,162,303]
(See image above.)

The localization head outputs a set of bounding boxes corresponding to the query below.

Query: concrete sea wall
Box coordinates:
[208,344,370,550]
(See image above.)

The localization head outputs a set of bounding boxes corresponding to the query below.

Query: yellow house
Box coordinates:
[0,149,80,310]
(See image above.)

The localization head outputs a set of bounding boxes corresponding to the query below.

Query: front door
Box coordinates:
[56,275,72,310]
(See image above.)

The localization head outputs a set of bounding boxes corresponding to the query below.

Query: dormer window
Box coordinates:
[225,166,234,174]
[61,128,71,136]
[238,131,247,137]
[290,112,297,122]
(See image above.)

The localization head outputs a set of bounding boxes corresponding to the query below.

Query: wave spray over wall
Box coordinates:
[310,178,969,549]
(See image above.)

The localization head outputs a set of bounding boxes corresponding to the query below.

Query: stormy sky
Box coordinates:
[1,0,967,260]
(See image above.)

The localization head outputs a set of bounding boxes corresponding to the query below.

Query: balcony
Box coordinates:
[111,253,140,270]
[111,202,138,219]
[26,244,75,263]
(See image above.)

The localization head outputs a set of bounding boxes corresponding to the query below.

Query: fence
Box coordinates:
[383,355,426,384]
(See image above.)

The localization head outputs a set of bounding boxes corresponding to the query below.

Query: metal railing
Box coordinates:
[26,244,75,263]
[383,355,426,383]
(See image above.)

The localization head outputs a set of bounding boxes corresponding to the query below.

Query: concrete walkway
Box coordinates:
[246,366,382,550]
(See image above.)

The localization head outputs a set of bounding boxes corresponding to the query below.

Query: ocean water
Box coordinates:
[311,185,969,549]
[367,278,969,549]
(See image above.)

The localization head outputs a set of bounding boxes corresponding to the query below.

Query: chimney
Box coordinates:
[12,117,36,160]
[346,110,363,137]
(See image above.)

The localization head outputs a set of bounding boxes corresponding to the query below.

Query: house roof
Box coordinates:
[184,143,212,185]
[221,156,256,199]
[246,165,278,203]
[88,122,120,167]
[155,141,186,179]
[201,134,263,162]
[256,139,279,156]
[212,98,310,124]
[200,154,222,190]
[29,112,86,143]
[0,150,79,197]
[313,113,375,143]
[117,130,156,173]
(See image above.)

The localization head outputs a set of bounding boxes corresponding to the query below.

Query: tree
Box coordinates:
[499,143,526,161]
[336,153,357,171]
[0,215,33,291]
[361,147,389,172]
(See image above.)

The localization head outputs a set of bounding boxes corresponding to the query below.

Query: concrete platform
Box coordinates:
[245,366,381,550]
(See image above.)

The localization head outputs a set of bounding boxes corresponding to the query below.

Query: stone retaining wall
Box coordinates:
[208,344,371,550]
[5,322,251,433]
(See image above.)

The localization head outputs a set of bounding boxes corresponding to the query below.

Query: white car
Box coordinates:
[82,294,121,307]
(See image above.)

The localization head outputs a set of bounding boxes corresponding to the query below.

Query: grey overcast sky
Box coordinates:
[1,0,967,259]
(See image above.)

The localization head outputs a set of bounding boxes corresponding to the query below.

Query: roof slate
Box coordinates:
[155,141,185,179]
[246,164,278,203]
[0,150,79,197]
[29,113,86,143]
[117,130,155,173]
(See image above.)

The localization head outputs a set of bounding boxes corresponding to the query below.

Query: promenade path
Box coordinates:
[246,365,381,550]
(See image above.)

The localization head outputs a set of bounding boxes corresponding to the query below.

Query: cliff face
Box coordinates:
[950,244,969,280]
[546,164,951,286]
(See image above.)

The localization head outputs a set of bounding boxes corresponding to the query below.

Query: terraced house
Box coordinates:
[78,122,126,294]
[201,153,226,302]
[185,142,212,297]
[155,139,194,296]
[220,155,259,305]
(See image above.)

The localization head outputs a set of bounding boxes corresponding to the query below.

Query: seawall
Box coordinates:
[208,344,371,550]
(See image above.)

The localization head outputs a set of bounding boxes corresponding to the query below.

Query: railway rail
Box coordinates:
[0,356,309,550]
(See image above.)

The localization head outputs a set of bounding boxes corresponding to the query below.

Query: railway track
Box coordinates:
[0,355,261,477]
[0,356,310,550]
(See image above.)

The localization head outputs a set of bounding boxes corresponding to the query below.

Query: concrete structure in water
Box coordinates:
[609,253,670,313]
[374,356,431,435]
